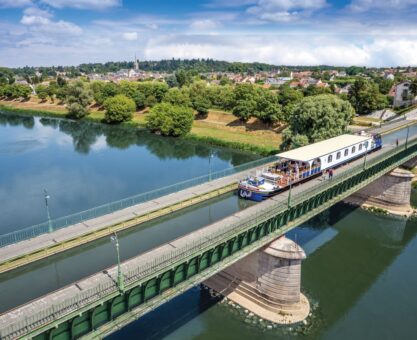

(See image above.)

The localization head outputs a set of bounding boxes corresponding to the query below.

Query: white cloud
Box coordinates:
[20,5,82,35]
[348,0,417,11]
[247,0,327,22]
[143,33,417,67]
[0,0,31,7]
[190,19,220,30]
[40,0,121,10]
[122,31,138,40]
[21,15,50,25]
[23,6,53,18]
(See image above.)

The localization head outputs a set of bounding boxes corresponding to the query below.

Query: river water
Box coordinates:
[1,112,417,339]
[0,113,258,234]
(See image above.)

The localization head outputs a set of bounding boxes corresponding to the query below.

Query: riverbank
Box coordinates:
[0,100,279,155]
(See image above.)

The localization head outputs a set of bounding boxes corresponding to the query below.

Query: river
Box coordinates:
[1,112,417,339]
[0,112,258,234]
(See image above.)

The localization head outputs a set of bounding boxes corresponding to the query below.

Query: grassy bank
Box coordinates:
[185,133,277,155]
[0,101,280,155]
[0,102,146,128]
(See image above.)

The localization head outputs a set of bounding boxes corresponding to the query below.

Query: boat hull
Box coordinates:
[238,188,280,202]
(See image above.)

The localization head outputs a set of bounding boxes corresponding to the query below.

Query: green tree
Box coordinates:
[233,99,257,121]
[163,87,192,107]
[119,80,145,109]
[11,84,32,100]
[206,85,235,111]
[146,102,194,137]
[165,75,179,88]
[192,95,211,116]
[410,79,417,98]
[0,68,15,85]
[104,94,136,123]
[278,84,304,107]
[57,76,67,87]
[137,81,168,102]
[66,81,93,119]
[303,85,332,97]
[281,94,355,150]
[36,84,48,102]
[100,82,120,105]
[348,79,387,115]
[254,91,283,124]
[175,69,193,87]
[56,85,68,102]
[145,95,157,107]
[47,81,59,102]
[375,78,394,95]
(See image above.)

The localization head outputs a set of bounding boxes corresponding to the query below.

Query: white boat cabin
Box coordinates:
[263,134,375,185]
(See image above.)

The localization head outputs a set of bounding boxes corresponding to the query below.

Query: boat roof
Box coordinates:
[277,134,371,163]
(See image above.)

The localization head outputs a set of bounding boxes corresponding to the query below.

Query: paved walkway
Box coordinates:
[0,161,276,267]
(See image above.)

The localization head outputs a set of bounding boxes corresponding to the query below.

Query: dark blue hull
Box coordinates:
[238,188,278,202]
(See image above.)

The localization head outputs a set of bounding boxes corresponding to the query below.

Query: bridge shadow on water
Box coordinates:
[106,285,221,340]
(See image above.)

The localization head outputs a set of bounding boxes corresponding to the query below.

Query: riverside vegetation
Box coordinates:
[1,67,415,154]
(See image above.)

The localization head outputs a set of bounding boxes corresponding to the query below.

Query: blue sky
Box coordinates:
[0,0,416,67]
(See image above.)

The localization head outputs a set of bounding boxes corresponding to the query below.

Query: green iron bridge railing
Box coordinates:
[0,155,278,248]
[1,137,417,340]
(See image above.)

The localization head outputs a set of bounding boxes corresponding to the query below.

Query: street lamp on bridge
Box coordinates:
[208,150,214,181]
[110,233,125,292]
[44,189,53,233]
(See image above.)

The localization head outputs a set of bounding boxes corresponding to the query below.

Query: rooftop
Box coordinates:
[277,134,371,162]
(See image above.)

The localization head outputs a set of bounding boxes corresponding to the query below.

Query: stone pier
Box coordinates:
[204,236,310,324]
[344,167,414,216]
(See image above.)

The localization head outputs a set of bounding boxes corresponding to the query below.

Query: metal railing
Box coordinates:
[0,155,278,248]
[1,137,416,340]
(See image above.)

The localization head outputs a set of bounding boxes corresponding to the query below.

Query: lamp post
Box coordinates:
[110,233,124,292]
[405,124,410,149]
[44,189,53,233]
[208,150,214,181]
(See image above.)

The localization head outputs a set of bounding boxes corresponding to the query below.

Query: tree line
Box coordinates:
[1,74,417,150]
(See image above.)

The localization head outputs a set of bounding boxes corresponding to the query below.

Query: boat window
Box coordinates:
[359,144,362,151]
[328,154,333,163]
[352,146,356,153]
[344,149,349,156]
[336,151,341,160]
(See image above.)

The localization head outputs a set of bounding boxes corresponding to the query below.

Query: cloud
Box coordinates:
[23,6,53,17]
[40,0,121,10]
[20,5,82,35]
[348,0,417,11]
[190,19,220,30]
[246,0,327,22]
[142,33,417,67]
[0,0,31,7]
[21,15,50,25]
[122,31,138,40]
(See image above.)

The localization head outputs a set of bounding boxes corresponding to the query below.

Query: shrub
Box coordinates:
[146,103,194,137]
[104,94,136,123]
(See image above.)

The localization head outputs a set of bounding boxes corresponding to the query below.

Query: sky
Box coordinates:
[0,0,417,68]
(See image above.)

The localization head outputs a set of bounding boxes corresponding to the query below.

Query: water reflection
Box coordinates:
[0,112,259,233]
[0,113,35,129]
